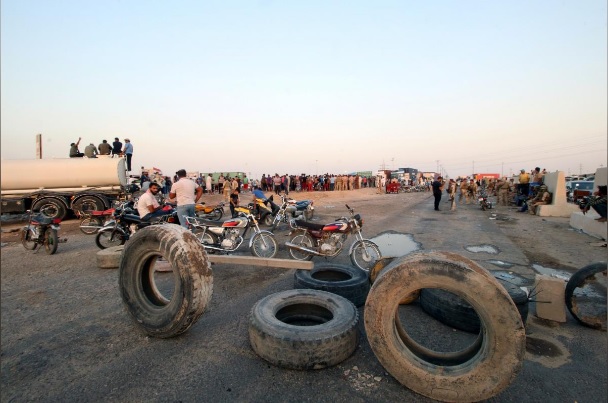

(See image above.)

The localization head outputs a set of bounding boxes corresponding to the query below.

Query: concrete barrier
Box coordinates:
[569,167,607,240]
[537,171,579,217]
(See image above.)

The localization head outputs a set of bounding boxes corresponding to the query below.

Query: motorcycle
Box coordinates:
[285,204,381,271]
[185,208,278,258]
[478,189,493,211]
[195,201,225,221]
[249,196,280,226]
[79,207,115,234]
[270,194,314,232]
[95,202,178,249]
[20,209,65,255]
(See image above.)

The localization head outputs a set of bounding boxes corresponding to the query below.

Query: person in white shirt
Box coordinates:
[170,169,203,228]
[137,183,171,221]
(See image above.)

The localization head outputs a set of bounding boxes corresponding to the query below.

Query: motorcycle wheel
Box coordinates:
[21,227,37,250]
[350,240,382,272]
[191,228,218,246]
[250,233,278,259]
[44,229,59,255]
[207,209,223,221]
[80,216,103,235]
[96,228,127,250]
[288,233,315,261]
[262,214,274,227]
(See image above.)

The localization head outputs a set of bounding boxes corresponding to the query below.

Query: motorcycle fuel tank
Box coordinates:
[322,221,349,232]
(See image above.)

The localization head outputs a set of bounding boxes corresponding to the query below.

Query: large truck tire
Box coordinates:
[364,251,525,402]
[370,257,419,304]
[119,225,213,338]
[249,289,358,370]
[97,245,124,269]
[565,262,607,330]
[72,195,106,215]
[419,276,529,334]
[294,263,370,307]
[32,197,68,221]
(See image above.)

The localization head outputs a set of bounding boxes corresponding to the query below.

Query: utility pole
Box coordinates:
[316,160,318,176]
[501,162,503,177]
[579,164,583,176]
[472,160,475,177]
[36,133,42,159]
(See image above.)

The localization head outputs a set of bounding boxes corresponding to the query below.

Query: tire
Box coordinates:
[73,196,105,215]
[20,227,37,250]
[80,216,103,235]
[32,198,67,221]
[565,262,607,330]
[364,251,526,402]
[288,233,315,261]
[262,213,274,227]
[191,228,218,247]
[43,229,58,255]
[270,214,282,232]
[249,289,359,370]
[119,225,213,338]
[249,232,278,258]
[369,257,419,304]
[419,276,529,334]
[349,240,382,272]
[207,209,223,221]
[95,228,127,250]
[294,263,370,307]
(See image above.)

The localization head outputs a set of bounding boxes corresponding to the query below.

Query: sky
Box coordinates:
[1,0,606,180]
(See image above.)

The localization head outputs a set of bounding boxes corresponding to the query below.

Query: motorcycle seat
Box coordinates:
[32,214,52,225]
[124,214,142,223]
[293,220,325,231]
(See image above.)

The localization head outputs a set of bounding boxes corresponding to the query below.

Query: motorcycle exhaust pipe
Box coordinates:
[284,242,323,256]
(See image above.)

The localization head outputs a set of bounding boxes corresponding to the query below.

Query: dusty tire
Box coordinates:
[369,257,419,304]
[419,276,529,333]
[20,227,37,250]
[97,245,124,269]
[294,263,370,307]
[565,262,607,330]
[364,251,525,402]
[32,198,67,221]
[249,289,358,370]
[80,216,103,235]
[119,225,213,338]
[44,229,58,255]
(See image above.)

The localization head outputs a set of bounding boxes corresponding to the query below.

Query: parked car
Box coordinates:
[566,181,594,203]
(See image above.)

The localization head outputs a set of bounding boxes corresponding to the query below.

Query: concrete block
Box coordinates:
[534,275,566,323]
[592,167,607,188]
[570,211,607,240]
[537,171,577,217]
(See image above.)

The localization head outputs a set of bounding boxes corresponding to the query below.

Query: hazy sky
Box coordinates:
[2,0,606,179]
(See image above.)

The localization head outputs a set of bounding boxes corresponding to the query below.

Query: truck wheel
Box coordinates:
[370,257,419,304]
[364,251,525,402]
[294,263,370,307]
[249,289,359,369]
[32,198,67,220]
[119,225,213,338]
[73,195,105,215]
[565,262,607,330]
[419,276,529,334]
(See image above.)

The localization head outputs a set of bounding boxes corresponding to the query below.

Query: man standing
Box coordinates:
[447,179,457,211]
[170,169,203,228]
[497,177,512,206]
[137,182,172,221]
[98,140,112,155]
[518,169,530,197]
[206,174,213,194]
[69,137,84,158]
[122,138,133,171]
[84,143,98,158]
[112,137,122,157]
[432,176,444,211]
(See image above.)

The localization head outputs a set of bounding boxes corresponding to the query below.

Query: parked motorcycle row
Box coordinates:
[21,191,382,272]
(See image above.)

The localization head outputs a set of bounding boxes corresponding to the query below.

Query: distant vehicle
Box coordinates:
[566,181,594,203]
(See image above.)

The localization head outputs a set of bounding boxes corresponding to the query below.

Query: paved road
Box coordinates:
[1,192,606,402]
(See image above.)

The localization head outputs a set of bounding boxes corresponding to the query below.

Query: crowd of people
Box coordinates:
[69,137,134,171]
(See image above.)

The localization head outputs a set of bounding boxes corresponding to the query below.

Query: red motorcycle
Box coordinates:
[79,208,116,234]
[285,204,381,272]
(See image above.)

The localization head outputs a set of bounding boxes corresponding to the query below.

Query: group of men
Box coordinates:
[69,137,133,171]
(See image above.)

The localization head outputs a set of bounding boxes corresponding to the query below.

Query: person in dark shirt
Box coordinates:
[112,137,122,157]
[431,176,445,211]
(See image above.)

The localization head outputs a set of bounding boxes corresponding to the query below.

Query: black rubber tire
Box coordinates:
[270,213,283,232]
[565,262,607,330]
[288,233,315,261]
[419,276,529,333]
[207,209,223,221]
[249,232,278,258]
[262,213,274,227]
[20,227,37,250]
[80,216,104,235]
[73,195,105,215]
[32,198,67,221]
[349,240,382,272]
[119,225,213,338]
[249,289,359,370]
[364,251,525,402]
[294,263,370,307]
[44,229,58,255]
[95,228,127,250]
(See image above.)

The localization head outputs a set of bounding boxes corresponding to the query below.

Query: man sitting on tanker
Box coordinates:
[84,143,98,158]
[137,182,172,222]
[69,137,84,158]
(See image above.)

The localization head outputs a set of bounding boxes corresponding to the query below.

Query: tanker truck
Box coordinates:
[1,157,130,220]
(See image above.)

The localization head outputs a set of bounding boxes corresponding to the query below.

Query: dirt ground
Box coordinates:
[1,187,606,402]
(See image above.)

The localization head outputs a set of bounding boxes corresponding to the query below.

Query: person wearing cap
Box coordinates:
[431,176,444,211]
[84,143,98,158]
[112,137,122,157]
[518,169,530,197]
[169,169,203,228]
[122,138,133,171]
[528,184,552,215]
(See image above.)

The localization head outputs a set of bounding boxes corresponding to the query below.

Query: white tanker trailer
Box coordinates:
[1,157,130,220]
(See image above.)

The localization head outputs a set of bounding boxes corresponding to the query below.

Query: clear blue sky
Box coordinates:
[2,0,606,179]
